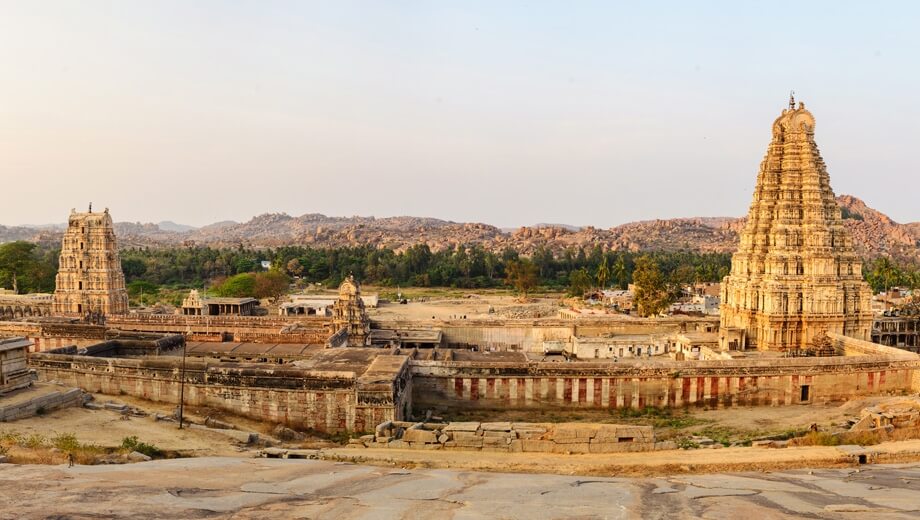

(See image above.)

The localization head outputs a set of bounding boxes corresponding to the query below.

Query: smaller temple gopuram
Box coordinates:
[52,206,129,318]
[333,275,370,346]
[719,98,873,351]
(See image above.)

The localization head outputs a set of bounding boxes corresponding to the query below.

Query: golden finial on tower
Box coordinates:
[788,90,795,110]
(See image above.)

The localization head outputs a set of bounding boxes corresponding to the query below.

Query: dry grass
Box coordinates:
[788,426,920,447]
[0,430,130,465]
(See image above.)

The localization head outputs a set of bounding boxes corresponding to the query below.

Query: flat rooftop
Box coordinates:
[0,336,31,353]
[183,342,325,360]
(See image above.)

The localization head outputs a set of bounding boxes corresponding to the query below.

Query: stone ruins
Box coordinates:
[720,99,873,351]
[52,206,129,318]
[1,102,918,436]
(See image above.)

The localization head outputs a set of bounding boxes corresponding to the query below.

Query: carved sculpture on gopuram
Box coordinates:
[719,99,873,351]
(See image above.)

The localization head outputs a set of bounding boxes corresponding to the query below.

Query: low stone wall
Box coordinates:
[0,387,84,422]
[361,420,658,453]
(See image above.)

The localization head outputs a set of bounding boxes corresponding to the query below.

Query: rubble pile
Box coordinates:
[350,421,665,454]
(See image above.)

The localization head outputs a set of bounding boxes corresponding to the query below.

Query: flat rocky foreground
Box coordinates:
[1,458,919,519]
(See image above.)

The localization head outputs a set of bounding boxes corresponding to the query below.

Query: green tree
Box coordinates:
[253,270,291,300]
[0,241,56,293]
[120,258,147,280]
[596,254,611,289]
[568,268,593,297]
[214,273,256,297]
[632,255,673,317]
[505,259,539,298]
[612,254,629,289]
[285,258,304,277]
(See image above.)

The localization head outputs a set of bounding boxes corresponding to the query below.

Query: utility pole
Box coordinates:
[178,330,188,429]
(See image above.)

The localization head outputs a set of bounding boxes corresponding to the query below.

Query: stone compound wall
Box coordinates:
[29,350,411,433]
[373,317,718,353]
[411,350,920,413]
[363,420,658,453]
[0,321,107,352]
[108,315,332,343]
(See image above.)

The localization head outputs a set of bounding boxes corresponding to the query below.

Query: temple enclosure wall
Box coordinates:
[0,321,107,352]
[410,339,920,414]
[107,315,332,343]
[28,350,411,433]
[372,317,718,353]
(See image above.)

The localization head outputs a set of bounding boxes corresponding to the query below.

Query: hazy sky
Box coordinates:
[2,1,918,228]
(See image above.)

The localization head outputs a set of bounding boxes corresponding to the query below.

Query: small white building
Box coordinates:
[568,334,668,360]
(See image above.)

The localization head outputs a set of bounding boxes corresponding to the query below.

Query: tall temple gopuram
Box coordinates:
[719,98,873,351]
[52,206,129,318]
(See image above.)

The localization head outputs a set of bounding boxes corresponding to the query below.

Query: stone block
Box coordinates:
[509,439,523,453]
[437,434,449,444]
[552,442,590,454]
[588,443,628,454]
[453,438,483,449]
[443,422,480,432]
[387,440,408,449]
[451,431,481,440]
[403,429,438,444]
[480,422,513,432]
[482,436,510,447]
[261,447,287,458]
[654,441,678,451]
[104,402,128,412]
[552,424,598,440]
[521,439,556,453]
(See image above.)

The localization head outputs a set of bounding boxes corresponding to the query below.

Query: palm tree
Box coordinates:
[612,255,628,289]
[596,255,611,290]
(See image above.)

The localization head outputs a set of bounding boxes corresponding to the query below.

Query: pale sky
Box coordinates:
[2,1,918,228]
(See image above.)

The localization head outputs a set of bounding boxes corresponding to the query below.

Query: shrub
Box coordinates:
[51,433,81,452]
[24,434,46,449]
[121,436,163,458]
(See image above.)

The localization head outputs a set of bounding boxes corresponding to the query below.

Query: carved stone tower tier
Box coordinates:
[333,275,370,346]
[52,207,129,318]
[719,101,873,351]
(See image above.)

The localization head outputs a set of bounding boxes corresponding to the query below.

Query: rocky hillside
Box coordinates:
[2,196,917,261]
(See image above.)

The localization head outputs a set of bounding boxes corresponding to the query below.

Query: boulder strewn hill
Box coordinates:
[2,195,917,261]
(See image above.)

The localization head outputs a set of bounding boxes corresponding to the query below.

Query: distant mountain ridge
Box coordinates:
[2,195,917,262]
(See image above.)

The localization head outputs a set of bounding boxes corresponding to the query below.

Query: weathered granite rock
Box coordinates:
[403,429,439,444]
[127,451,152,462]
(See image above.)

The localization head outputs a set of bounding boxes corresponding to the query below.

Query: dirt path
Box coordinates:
[321,439,920,477]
